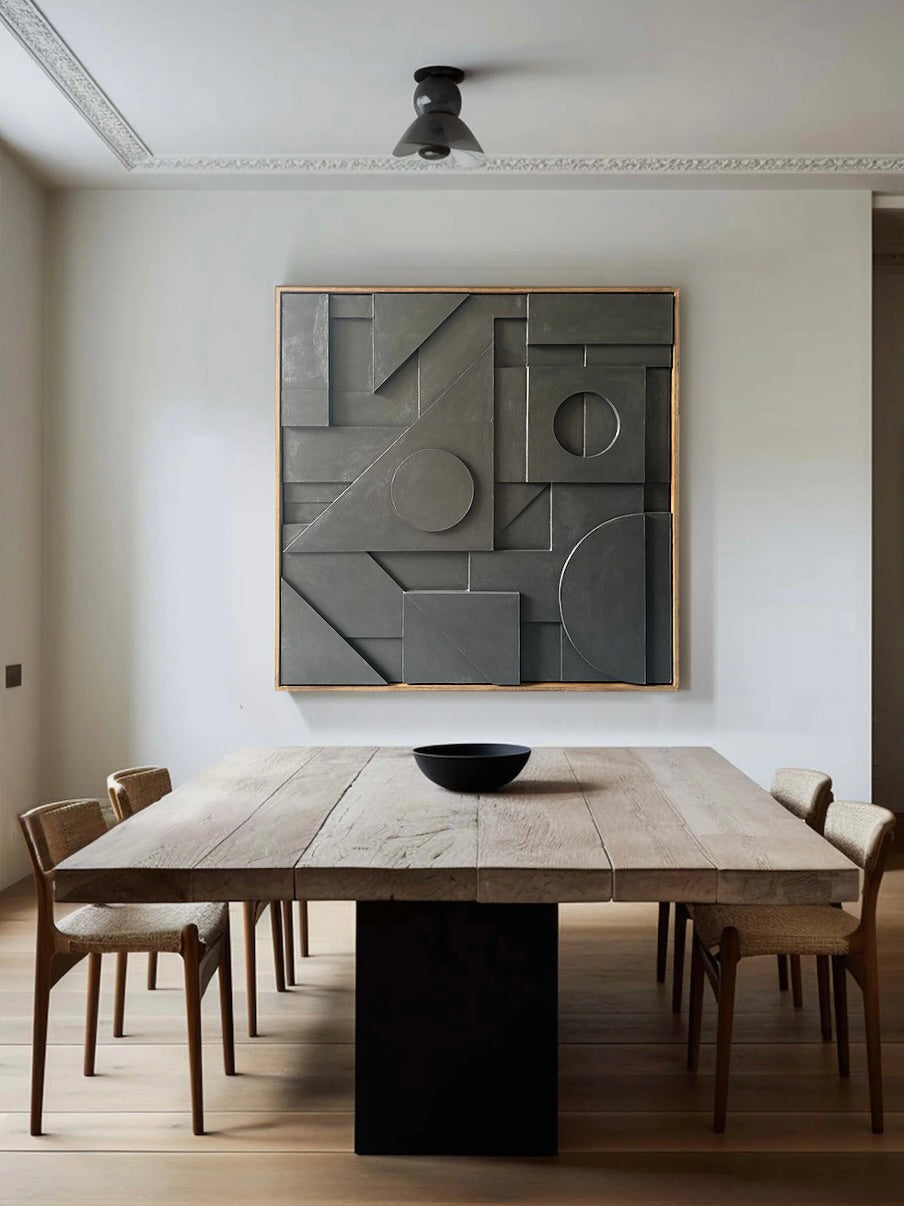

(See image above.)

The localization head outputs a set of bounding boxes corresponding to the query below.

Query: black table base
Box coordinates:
[355,900,558,1156]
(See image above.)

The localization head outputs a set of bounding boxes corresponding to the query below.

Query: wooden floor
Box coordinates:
[2,862,904,1204]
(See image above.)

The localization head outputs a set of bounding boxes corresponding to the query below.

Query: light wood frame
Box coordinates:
[274,286,680,692]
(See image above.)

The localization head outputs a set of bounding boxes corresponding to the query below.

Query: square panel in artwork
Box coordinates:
[277,288,678,689]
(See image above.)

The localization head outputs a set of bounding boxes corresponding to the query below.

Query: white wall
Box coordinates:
[0,148,44,887]
[43,187,872,807]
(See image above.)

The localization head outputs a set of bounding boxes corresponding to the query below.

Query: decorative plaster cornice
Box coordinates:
[138,152,904,176]
[0,0,150,168]
[3,1,904,180]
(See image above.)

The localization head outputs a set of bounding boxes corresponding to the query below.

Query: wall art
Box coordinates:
[276,287,678,690]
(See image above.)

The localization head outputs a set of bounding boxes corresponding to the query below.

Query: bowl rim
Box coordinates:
[412,743,532,760]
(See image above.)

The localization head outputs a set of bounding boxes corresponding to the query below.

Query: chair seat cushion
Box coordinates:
[693,903,859,957]
[57,901,227,953]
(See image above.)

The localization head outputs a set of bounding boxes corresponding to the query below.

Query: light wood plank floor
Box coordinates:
[1,860,903,1203]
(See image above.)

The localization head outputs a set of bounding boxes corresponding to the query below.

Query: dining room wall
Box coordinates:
[0,147,44,887]
[41,186,872,809]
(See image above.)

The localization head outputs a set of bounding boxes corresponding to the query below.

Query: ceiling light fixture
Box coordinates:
[393,66,485,168]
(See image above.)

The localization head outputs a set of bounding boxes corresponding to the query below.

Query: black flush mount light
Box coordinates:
[393,66,485,168]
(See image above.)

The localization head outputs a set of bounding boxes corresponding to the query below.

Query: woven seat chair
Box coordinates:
[663,767,833,1025]
[107,766,302,1037]
[19,798,235,1136]
[687,800,895,1133]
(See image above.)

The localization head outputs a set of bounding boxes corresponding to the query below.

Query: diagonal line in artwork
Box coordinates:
[408,596,492,685]
[419,340,494,415]
[494,484,549,539]
[281,578,387,681]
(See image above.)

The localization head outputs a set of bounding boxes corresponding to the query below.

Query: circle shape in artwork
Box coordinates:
[390,448,475,532]
[553,392,620,458]
[559,513,645,677]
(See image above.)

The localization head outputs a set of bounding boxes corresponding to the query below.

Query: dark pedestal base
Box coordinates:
[355,900,558,1156]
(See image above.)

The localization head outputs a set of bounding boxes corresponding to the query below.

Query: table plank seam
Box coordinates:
[188,747,328,899]
[290,748,381,884]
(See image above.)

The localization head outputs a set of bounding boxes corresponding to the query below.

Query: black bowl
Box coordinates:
[412,743,532,793]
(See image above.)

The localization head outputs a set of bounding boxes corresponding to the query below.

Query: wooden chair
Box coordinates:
[687,800,895,1133]
[663,768,833,1026]
[19,798,235,1136]
[107,766,291,1037]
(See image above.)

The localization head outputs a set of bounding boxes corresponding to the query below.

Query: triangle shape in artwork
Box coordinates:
[372,293,467,390]
[280,580,386,685]
[407,591,520,686]
[289,346,494,553]
[402,598,492,685]
[494,483,547,536]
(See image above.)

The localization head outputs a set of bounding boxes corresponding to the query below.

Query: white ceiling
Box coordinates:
[3,0,904,188]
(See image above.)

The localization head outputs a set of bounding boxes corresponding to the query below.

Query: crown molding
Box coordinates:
[137,152,904,176]
[4,1,904,181]
[0,0,150,168]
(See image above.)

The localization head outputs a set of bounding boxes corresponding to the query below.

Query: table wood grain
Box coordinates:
[54,747,860,906]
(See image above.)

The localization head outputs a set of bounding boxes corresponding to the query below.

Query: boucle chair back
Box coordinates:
[824,801,896,937]
[771,768,833,832]
[107,766,172,821]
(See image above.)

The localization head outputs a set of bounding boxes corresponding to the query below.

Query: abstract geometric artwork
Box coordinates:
[276,288,678,689]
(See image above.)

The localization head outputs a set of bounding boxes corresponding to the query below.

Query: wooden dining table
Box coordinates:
[54,745,859,1157]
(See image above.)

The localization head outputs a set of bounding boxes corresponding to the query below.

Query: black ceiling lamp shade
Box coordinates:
[393,66,485,168]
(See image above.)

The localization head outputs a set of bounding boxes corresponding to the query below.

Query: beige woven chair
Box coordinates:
[107,766,292,1037]
[770,768,834,1027]
[19,798,235,1136]
[687,800,895,1133]
[665,768,833,1024]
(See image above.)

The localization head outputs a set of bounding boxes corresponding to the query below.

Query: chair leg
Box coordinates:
[299,899,310,959]
[270,902,287,993]
[790,955,803,1009]
[30,954,53,1136]
[113,951,128,1038]
[84,952,101,1076]
[181,925,204,1136]
[816,955,832,1041]
[776,953,789,991]
[687,936,705,1074]
[713,928,740,1134]
[831,954,849,1078]
[860,955,884,1134]
[672,903,688,1014]
[218,918,236,1077]
[656,901,670,982]
[242,901,257,1039]
[146,951,158,991]
[281,900,296,987]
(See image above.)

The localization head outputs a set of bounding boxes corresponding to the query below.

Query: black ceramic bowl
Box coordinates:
[412,743,532,793]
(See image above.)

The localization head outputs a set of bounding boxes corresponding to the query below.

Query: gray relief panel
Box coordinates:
[527,292,674,345]
[281,293,329,426]
[526,365,646,483]
[559,514,647,684]
[278,289,676,687]
[403,592,520,686]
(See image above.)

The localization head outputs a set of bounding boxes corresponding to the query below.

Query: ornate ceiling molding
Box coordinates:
[138,153,904,176]
[0,0,150,168]
[3,1,904,180]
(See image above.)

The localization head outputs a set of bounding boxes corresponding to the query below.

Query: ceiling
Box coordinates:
[3,0,904,189]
